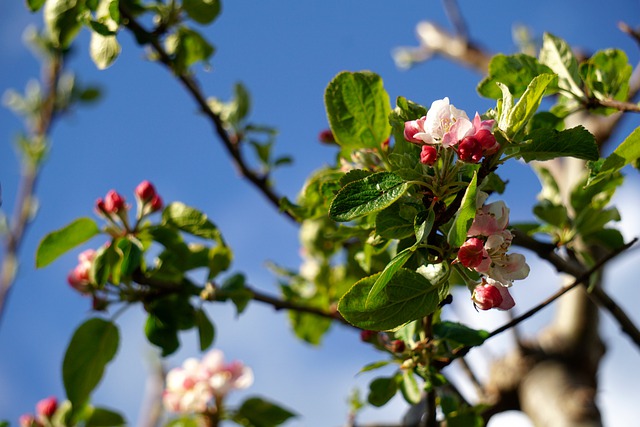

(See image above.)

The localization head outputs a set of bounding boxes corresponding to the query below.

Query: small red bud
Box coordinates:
[149,194,163,212]
[457,238,487,268]
[458,136,483,163]
[472,283,503,310]
[19,414,36,427]
[475,129,500,155]
[135,180,157,202]
[360,330,377,342]
[391,339,405,353]
[103,190,126,214]
[36,397,57,419]
[318,129,336,144]
[420,145,438,165]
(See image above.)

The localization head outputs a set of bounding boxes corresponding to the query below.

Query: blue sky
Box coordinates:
[1,1,639,426]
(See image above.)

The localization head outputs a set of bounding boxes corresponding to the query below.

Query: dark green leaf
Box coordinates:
[338,269,440,331]
[27,0,47,12]
[234,397,297,427]
[36,217,100,268]
[367,377,398,407]
[145,314,180,357]
[324,71,391,156]
[220,273,253,315]
[433,321,489,346]
[518,126,598,162]
[183,0,221,25]
[63,318,119,412]
[329,172,408,221]
[478,53,556,99]
[533,200,568,228]
[375,199,420,240]
[90,241,121,286]
[166,27,215,74]
[447,171,477,248]
[163,202,222,241]
[575,207,620,237]
[86,407,126,427]
[195,308,215,351]
[366,246,415,305]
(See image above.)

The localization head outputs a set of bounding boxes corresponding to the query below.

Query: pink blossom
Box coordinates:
[424,97,469,145]
[403,117,431,144]
[467,200,510,237]
[457,136,483,163]
[103,190,126,214]
[201,350,254,397]
[420,145,438,165]
[457,238,488,268]
[36,397,57,419]
[67,249,97,293]
[19,414,37,427]
[135,180,157,202]
[472,278,515,310]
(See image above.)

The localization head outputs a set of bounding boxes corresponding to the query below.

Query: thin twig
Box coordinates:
[442,0,468,40]
[118,4,295,223]
[618,22,640,47]
[585,97,640,113]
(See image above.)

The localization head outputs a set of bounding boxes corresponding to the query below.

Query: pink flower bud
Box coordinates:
[95,198,106,215]
[135,180,157,202]
[457,136,483,163]
[457,238,487,268]
[360,330,376,342]
[36,397,57,419]
[475,129,499,155]
[391,339,405,353]
[318,129,336,144]
[420,145,438,165]
[472,280,515,310]
[19,414,36,427]
[149,194,163,212]
[103,190,126,214]
[67,249,97,294]
[404,117,427,144]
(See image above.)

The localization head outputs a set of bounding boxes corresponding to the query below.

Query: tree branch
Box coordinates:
[118,5,295,223]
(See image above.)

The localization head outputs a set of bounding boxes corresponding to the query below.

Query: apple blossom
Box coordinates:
[457,237,488,268]
[457,136,483,163]
[103,190,126,214]
[467,200,510,237]
[420,145,438,165]
[472,278,515,310]
[19,414,37,427]
[67,249,97,293]
[135,180,157,202]
[35,396,57,419]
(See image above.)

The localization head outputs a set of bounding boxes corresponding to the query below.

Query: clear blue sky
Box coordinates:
[1,1,639,426]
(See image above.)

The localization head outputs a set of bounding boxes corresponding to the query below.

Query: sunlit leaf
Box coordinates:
[36,218,100,268]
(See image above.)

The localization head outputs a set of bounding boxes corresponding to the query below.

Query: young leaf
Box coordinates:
[447,172,477,248]
[366,246,415,305]
[220,274,253,315]
[591,126,640,184]
[183,0,222,25]
[44,0,85,48]
[478,53,556,99]
[539,33,584,99]
[166,27,215,74]
[162,202,222,241]
[324,71,391,156]
[36,217,100,268]
[145,314,180,357]
[85,407,127,427]
[195,308,215,351]
[338,269,440,331]
[367,376,399,407]
[433,321,489,346]
[26,0,47,12]
[63,318,119,412]
[234,397,297,427]
[90,32,121,70]
[505,73,556,138]
[517,126,598,162]
[329,172,408,221]
[580,49,631,104]
[399,370,422,405]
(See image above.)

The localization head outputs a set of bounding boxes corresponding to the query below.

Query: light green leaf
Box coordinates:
[447,171,477,248]
[478,53,556,99]
[517,126,598,162]
[580,49,631,104]
[324,71,392,156]
[36,217,100,268]
[366,246,415,306]
[90,32,121,69]
[162,202,222,241]
[63,318,119,412]
[506,73,556,138]
[338,269,440,331]
[593,126,640,182]
[183,0,221,25]
[539,33,585,99]
[165,27,215,74]
[44,0,85,48]
[496,83,514,133]
[234,397,297,427]
[399,370,422,405]
[329,172,408,221]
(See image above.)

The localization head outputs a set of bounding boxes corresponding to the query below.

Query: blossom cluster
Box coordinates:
[163,349,254,413]
[403,97,499,165]
[458,192,530,310]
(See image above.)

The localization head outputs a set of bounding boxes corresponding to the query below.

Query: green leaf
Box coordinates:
[90,32,121,70]
[367,377,398,407]
[163,202,222,241]
[90,241,121,286]
[145,313,180,357]
[36,217,100,268]
[166,27,215,74]
[539,33,584,99]
[399,370,422,405]
[324,71,391,156]
[533,200,568,228]
[575,207,620,237]
[44,0,86,48]
[592,126,640,183]
[63,318,119,412]
[505,73,556,138]
[580,49,631,105]
[26,0,47,12]
[86,407,126,427]
[208,245,233,279]
[517,126,598,162]
[220,273,253,315]
[447,171,477,248]
[329,172,408,221]
[338,269,440,331]
[366,246,415,306]
[478,53,556,99]
[433,321,489,346]
[183,0,221,24]
[358,360,392,374]
[195,308,215,351]
[166,417,200,427]
[234,397,297,427]
[375,200,419,240]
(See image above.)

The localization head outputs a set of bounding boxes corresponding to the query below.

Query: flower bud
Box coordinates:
[360,329,377,342]
[457,237,487,268]
[404,117,427,143]
[103,190,126,214]
[36,397,57,419]
[472,279,515,310]
[67,249,97,294]
[457,136,483,163]
[318,129,336,144]
[420,145,438,165]
[391,339,405,353]
[95,198,106,215]
[19,414,36,427]
[135,180,157,202]
[475,129,499,155]
[149,194,163,212]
